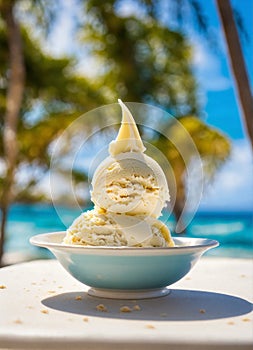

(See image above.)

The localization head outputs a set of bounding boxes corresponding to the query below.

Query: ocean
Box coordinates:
[4,203,253,259]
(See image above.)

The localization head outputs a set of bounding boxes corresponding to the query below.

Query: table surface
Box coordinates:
[0,258,252,350]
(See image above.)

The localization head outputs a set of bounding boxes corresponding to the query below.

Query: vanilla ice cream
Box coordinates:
[64,208,174,247]
[91,152,169,217]
[91,100,170,218]
[63,99,174,248]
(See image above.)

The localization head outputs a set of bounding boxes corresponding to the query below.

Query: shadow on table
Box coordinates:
[42,289,252,321]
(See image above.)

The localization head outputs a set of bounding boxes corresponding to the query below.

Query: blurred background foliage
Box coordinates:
[82,0,199,115]
[0,0,232,262]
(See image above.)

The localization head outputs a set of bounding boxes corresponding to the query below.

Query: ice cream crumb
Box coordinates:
[242,318,251,322]
[75,295,83,300]
[96,304,108,312]
[227,321,235,325]
[41,309,49,314]
[146,324,155,329]
[83,317,89,322]
[0,285,6,289]
[47,290,56,294]
[133,305,141,311]
[199,309,206,314]
[120,306,132,312]
[13,319,22,324]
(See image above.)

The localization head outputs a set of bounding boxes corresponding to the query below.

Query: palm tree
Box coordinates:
[0,0,25,264]
[0,1,104,265]
[216,0,253,149]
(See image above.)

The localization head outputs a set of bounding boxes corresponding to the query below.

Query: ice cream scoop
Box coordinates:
[91,99,170,218]
[64,208,174,247]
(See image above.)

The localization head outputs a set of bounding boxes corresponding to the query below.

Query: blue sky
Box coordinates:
[43,0,253,211]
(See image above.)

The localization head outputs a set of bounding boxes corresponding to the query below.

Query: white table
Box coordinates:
[0,258,252,349]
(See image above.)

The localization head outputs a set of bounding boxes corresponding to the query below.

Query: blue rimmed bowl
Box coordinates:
[30,232,218,299]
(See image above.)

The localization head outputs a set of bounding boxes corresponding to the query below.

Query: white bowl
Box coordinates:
[30,232,218,299]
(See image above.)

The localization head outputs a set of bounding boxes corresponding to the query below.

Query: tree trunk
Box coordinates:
[215,0,253,149]
[0,0,25,266]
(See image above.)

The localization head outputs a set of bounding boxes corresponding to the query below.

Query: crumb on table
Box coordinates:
[120,306,132,313]
[96,304,108,312]
[41,309,49,314]
[146,324,155,329]
[133,305,141,311]
[13,319,22,324]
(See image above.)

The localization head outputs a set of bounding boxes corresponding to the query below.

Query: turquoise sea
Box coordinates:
[4,203,253,259]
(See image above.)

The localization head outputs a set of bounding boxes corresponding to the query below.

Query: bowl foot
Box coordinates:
[88,287,170,299]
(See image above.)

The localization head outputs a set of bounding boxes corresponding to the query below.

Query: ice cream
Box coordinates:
[63,100,174,247]
[91,100,170,218]
[64,208,172,247]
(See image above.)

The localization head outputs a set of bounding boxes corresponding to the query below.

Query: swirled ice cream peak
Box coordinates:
[109,99,146,156]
